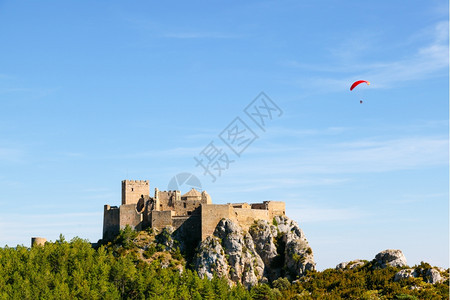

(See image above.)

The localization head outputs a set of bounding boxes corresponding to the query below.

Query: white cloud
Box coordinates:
[313,136,449,173]
[224,135,448,177]
[262,126,349,139]
[212,177,350,194]
[105,146,202,160]
[287,21,449,92]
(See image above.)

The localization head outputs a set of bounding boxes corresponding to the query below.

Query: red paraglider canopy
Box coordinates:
[350,80,370,91]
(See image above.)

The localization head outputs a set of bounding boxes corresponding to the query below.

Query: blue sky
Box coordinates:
[0,1,448,270]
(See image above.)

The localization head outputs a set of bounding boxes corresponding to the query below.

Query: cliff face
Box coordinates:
[194,216,315,287]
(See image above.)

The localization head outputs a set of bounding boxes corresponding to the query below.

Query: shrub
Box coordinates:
[143,244,156,258]
[272,218,278,226]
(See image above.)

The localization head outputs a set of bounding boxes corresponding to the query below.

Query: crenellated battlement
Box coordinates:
[123,180,149,184]
[121,180,150,205]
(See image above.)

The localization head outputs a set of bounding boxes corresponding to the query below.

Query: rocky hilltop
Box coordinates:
[107,214,316,287]
[99,215,448,299]
[336,249,447,285]
[194,215,315,287]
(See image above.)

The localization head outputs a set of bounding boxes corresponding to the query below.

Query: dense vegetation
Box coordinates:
[0,229,448,299]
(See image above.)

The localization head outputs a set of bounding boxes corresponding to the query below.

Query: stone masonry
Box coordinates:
[103,180,285,242]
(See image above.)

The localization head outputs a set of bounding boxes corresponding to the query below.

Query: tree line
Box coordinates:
[0,229,448,299]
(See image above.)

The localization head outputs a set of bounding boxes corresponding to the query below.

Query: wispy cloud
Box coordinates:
[314,136,449,173]
[63,152,84,158]
[0,83,60,99]
[223,135,448,177]
[0,147,24,163]
[81,193,116,200]
[289,205,369,223]
[263,126,349,139]
[105,146,202,160]
[163,32,241,39]
[0,211,103,246]
[368,23,448,88]
[121,14,240,40]
[286,21,449,92]
[213,177,350,194]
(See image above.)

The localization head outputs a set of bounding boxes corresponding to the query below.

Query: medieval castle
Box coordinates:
[103,180,286,242]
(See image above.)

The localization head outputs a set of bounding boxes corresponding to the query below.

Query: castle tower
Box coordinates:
[154,188,160,211]
[122,180,149,205]
[201,190,212,204]
[31,237,47,247]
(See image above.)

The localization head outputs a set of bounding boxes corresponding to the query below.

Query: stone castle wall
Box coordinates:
[266,201,285,219]
[199,203,285,240]
[155,190,179,211]
[151,210,173,229]
[103,205,120,241]
[200,204,231,240]
[119,204,143,230]
[103,180,286,242]
[174,199,202,216]
[232,207,270,229]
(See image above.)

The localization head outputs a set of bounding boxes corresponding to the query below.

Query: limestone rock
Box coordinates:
[374,249,407,268]
[394,267,445,284]
[195,216,315,286]
[394,268,419,281]
[336,260,366,270]
[276,216,315,279]
[195,236,229,281]
[336,262,349,270]
[425,268,443,284]
[214,219,264,288]
[248,220,278,267]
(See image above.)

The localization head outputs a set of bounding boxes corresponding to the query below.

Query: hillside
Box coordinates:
[0,224,448,299]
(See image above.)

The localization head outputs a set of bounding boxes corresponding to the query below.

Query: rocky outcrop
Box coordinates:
[216,219,264,287]
[195,219,264,287]
[249,219,278,268]
[334,249,448,286]
[336,250,407,271]
[425,268,443,284]
[194,216,315,286]
[374,249,407,268]
[195,236,229,280]
[394,268,419,281]
[394,267,446,284]
[274,216,315,279]
[336,260,366,270]
[249,216,315,281]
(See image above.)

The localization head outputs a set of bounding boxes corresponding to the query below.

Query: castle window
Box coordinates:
[183,203,186,208]
[131,188,134,192]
